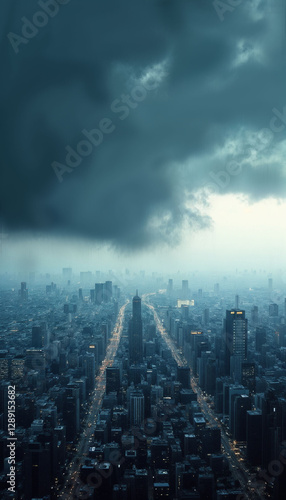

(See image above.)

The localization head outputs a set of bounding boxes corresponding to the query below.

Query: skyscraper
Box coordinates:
[19,281,28,301]
[129,390,145,427]
[181,280,189,299]
[32,326,43,348]
[129,291,143,364]
[224,310,248,376]
[106,365,121,394]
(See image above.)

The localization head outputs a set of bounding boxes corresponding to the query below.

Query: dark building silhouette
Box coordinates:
[129,292,143,365]
[246,410,262,465]
[201,427,221,460]
[233,394,252,441]
[177,366,190,389]
[129,390,145,427]
[255,326,266,353]
[104,280,113,302]
[24,442,51,498]
[241,362,256,393]
[251,305,258,323]
[95,282,104,304]
[269,303,279,317]
[19,281,28,301]
[106,366,121,394]
[262,390,283,469]
[31,325,45,348]
[224,310,247,376]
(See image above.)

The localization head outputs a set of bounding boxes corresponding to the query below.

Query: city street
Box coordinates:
[59,300,129,499]
[144,297,262,500]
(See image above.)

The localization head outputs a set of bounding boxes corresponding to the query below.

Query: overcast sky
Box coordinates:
[1,0,286,275]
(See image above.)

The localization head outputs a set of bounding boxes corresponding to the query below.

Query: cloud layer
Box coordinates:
[1,0,286,249]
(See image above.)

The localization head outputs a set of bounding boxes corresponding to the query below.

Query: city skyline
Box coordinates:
[1,1,286,498]
[1,277,286,498]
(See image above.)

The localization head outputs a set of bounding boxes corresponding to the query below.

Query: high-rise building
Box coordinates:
[106,365,121,394]
[241,362,256,393]
[201,427,221,459]
[95,282,104,304]
[177,366,190,389]
[203,308,210,326]
[129,292,143,365]
[233,394,252,441]
[64,385,80,441]
[229,385,249,435]
[19,281,28,301]
[269,303,279,317]
[90,289,95,303]
[255,326,266,352]
[261,390,283,468]
[103,280,113,302]
[24,442,51,498]
[83,353,96,392]
[246,410,262,465]
[182,280,189,299]
[251,305,258,323]
[129,390,145,427]
[224,310,247,376]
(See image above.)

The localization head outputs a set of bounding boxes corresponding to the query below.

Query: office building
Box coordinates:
[129,390,145,427]
[229,386,249,435]
[24,442,51,498]
[83,353,96,392]
[182,280,189,299]
[241,362,256,393]
[224,310,247,376]
[269,303,279,317]
[246,410,262,465]
[129,292,143,365]
[19,281,28,301]
[255,326,266,353]
[104,280,113,302]
[106,365,121,394]
[233,394,251,441]
[251,306,258,323]
[95,282,104,304]
[177,366,190,389]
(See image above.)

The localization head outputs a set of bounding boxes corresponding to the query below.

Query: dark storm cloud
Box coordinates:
[1,0,286,249]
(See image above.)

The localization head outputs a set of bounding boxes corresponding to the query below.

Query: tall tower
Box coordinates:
[130,390,145,427]
[224,310,247,376]
[129,291,143,365]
